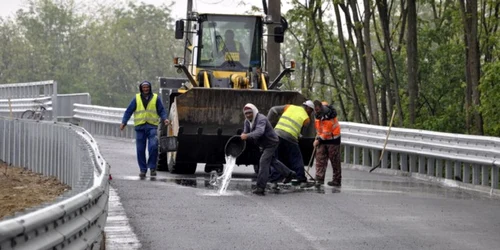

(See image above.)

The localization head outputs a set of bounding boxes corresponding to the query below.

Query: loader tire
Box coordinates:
[253,164,259,174]
[170,162,197,174]
[157,151,169,171]
[205,164,223,174]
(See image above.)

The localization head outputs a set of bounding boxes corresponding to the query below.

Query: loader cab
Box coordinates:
[197,14,262,71]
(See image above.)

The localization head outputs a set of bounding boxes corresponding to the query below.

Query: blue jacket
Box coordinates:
[243,113,279,148]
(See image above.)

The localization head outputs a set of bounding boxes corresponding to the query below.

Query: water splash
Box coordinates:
[209,155,237,195]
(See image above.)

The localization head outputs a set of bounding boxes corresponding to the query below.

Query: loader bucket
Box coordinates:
[162,88,315,174]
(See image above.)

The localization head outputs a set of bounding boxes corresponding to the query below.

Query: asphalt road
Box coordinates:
[97,136,500,250]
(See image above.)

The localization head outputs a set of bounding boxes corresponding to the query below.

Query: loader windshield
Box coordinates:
[198,15,262,70]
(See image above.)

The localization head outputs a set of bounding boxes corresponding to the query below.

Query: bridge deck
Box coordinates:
[98,136,500,250]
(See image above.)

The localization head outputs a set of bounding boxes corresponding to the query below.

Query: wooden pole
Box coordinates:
[369,110,396,172]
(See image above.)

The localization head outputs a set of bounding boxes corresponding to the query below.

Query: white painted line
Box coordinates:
[341,188,405,194]
[105,187,142,249]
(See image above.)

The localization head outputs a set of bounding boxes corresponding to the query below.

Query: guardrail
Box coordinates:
[341,122,500,192]
[0,117,109,249]
[0,81,56,99]
[72,104,500,194]
[54,93,92,120]
[0,97,53,120]
[0,93,91,121]
[0,81,58,120]
[73,103,134,139]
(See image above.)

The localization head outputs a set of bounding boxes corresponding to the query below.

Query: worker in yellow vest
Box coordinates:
[120,81,169,178]
[313,100,341,187]
[217,29,248,63]
[267,100,315,189]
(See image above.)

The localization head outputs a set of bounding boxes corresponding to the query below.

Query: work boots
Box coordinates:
[299,182,315,188]
[150,169,157,177]
[252,187,265,196]
[315,179,324,188]
[283,171,297,184]
[327,180,341,187]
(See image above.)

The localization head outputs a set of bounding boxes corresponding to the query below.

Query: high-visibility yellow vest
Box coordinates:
[275,105,308,139]
[134,93,159,126]
[218,42,240,61]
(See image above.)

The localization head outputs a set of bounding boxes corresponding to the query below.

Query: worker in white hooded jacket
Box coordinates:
[240,103,296,195]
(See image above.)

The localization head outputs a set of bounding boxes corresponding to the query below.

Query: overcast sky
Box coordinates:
[0,0,293,19]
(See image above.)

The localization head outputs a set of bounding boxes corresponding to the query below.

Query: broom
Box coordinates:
[369,110,396,173]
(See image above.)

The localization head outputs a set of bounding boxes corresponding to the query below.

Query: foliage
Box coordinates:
[1,0,499,136]
[0,0,183,107]
[479,61,500,136]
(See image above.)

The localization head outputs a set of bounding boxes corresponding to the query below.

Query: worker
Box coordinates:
[120,81,169,178]
[218,29,248,62]
[240,103,296,196]
[267,100,315,189]
[313,100,342,187]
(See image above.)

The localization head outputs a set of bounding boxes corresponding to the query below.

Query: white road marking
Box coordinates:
[105,187,142,249]
[341,188,405,194]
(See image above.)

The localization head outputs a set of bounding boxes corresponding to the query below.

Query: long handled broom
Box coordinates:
[369,110,396,173]
[305,146,317,181]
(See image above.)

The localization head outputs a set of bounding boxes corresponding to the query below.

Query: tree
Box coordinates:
[459,0,483,135]
[406,0,418,125]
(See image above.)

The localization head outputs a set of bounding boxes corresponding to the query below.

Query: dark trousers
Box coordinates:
[269,137,306,183]
[135,124,158,172]
[256,143,292,189]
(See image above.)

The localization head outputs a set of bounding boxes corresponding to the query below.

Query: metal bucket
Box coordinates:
[160,136,178,152]
[224,135,246,158]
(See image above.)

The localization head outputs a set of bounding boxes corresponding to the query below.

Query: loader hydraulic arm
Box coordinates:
[268,68,294,89]
[174,64,198,87]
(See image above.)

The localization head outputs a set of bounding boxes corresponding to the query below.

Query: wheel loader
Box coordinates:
[157,11,315,174]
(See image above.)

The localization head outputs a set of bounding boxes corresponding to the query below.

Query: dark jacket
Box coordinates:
[243,113,279,148]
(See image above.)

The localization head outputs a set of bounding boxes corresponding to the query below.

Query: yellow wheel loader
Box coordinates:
[157,11,315,174]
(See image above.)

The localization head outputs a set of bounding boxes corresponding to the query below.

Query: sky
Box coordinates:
[0,0,293,19]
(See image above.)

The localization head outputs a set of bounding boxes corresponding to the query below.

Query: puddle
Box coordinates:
[198,190,244,196]
[114,170,496,199]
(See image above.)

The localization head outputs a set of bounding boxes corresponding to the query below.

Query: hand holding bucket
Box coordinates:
[224,135,246,158]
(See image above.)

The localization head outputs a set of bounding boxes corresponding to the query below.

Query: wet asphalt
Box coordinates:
[97,136,500,250]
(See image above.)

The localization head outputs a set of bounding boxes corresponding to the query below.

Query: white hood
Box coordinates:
[243,103,259,128]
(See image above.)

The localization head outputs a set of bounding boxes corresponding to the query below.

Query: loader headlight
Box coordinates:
[174,57,185,66]
[285,60,296,69]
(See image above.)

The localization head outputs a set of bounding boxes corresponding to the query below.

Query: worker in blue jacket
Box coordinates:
[120,81,169,178]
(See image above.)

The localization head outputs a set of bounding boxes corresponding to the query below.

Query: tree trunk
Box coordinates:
[407,0,419,125]
[349,0,374,124]
[376,0,404,126]
[333,3,362,122]
[459,0,483,135]
[363,0,380,125]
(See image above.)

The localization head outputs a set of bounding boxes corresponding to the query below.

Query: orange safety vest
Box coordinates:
[315,116,340,140]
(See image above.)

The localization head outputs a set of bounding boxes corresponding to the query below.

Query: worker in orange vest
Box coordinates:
[313,100,341,187]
